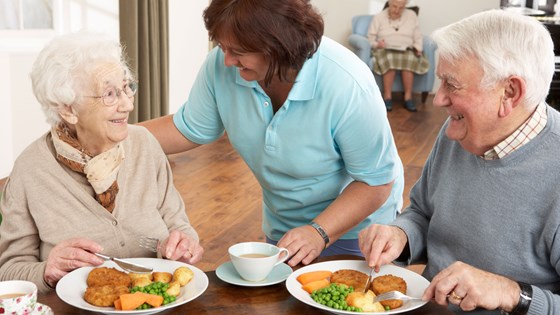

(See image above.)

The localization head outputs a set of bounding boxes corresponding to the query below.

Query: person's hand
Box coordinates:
[159,230,204,264]
[423,261,520,312]
[377,39,386,49]
[44,238,105,287]
[277,225,325,267]
[358,224,407,272]
[414,49,423,57]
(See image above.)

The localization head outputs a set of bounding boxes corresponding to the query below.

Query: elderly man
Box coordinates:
[359,10,559,314]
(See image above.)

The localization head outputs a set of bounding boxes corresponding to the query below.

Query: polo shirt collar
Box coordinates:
[233,42,321,102]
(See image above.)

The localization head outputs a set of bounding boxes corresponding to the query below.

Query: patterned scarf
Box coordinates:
[51,123,125,212]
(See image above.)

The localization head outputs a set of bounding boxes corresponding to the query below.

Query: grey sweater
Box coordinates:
[0,125,198,293]
[394,106,560,314]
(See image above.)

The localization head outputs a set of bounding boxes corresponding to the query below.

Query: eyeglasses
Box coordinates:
[82,81,138,107]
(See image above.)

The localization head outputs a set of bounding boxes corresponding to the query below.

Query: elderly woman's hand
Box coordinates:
[358,224,407,272]
[423,261,520,312]
[44,238,105,287]
[159,230,204,264]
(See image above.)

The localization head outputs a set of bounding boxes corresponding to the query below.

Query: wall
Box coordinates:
[313,0,500,45]
[168,0,209,114]
[0,0,209,178]
[312,0,499,99]
[1,0,502,178]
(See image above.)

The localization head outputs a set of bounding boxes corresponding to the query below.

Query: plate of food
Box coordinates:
[286,260,429,314]
[56,258,208,315]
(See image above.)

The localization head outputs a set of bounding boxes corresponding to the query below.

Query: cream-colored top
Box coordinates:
[0,125,198,293]
[367,9,423,52]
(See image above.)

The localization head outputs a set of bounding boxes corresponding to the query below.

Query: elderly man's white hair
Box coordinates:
[31,31,134,125]
[432,9,554,106]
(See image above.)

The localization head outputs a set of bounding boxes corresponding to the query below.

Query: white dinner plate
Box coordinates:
[216,261,292,287]
[56,258,208,315]
[286,260,430,315]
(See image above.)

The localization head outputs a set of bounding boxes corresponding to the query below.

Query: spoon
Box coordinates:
[94,253,153,274]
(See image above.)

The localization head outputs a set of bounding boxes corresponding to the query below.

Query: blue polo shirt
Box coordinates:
[174,37,404,240]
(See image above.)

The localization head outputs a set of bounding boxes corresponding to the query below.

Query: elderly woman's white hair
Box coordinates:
[31,31,134,125]
[431,9,554,106]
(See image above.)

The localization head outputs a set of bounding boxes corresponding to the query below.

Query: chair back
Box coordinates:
[351,15,373,37]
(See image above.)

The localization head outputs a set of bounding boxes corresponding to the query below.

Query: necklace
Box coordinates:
[388,16,401,32]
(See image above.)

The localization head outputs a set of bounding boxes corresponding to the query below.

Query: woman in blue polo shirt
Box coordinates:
[141,0,404,267]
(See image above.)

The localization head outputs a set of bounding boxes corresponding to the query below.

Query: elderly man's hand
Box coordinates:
[423,261,520,312]
[277,225,324,267]
[160,230,204,264]
[44,238,105,287]
[358,224,407,272]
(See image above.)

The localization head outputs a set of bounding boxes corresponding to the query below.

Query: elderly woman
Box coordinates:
[368,0,429,112]
[0,31,203,293]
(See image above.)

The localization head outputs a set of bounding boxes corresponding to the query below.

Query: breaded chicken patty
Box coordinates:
[330,269,369,292]
[86,267,131,288]
[371,274,407,310]
[84,284,130,307]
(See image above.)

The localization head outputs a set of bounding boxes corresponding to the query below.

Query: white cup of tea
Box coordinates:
[0,280,38,314]
[228,242,290,282]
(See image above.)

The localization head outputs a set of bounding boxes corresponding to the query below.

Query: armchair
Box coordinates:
[348,13,437,103]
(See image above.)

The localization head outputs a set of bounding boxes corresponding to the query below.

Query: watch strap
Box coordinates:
[309,222,330,248]
[501,281,532,315]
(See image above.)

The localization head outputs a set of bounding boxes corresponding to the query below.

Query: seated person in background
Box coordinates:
[367,0,429,112]
[359,10,560,314]
[0,31,203,293]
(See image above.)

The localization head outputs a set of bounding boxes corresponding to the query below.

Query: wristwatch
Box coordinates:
[500,281,532,315]
[309,222,330,248]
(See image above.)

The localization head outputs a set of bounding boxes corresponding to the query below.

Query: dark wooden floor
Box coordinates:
[0,94,447,273]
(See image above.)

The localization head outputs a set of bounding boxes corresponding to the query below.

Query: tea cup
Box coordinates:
[229,242,290,282]
[0,280,38,314]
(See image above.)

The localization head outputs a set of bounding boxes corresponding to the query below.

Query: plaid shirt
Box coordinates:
[483,102,547,160]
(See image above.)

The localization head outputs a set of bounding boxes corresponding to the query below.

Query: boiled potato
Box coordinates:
[166,281,181,297]
[346,290,385,312]
[173,266,194,286]
[129,272,153,282]
[153,271,173,283]
[132,277,152,288]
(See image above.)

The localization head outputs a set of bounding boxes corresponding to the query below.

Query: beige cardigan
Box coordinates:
[367,9,423,52]
[0,125,198,293]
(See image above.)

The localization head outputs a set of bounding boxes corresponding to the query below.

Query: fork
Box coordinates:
[363,267,375,293]
[138,235,161,253]
[372,291,423,303]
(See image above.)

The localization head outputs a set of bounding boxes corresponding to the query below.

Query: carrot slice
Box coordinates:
[296,270,332,285]
[302,278,330,294]
[114,298,122,310]
[142,293,164,308]
[119,292,147,310]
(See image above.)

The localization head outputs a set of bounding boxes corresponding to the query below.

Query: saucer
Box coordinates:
[216,261,292,287]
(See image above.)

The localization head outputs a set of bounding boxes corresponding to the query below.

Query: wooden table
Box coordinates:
[38,256,453,314]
